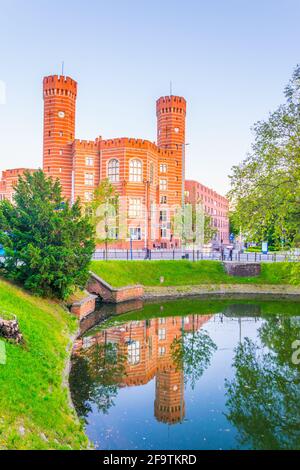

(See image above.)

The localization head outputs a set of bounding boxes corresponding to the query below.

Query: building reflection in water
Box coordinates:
[74,313,211,425]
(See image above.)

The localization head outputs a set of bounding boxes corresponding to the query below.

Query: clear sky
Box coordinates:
[0,0,299,195]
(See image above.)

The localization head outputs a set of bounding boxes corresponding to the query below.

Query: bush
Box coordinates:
[0,171,95,299]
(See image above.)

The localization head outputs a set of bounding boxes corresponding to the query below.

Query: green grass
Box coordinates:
[90,260,294,288]
[0,278,88,450]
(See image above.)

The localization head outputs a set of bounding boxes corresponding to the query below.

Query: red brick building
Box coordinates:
[0,73,229,248]
[185,180,229,244]
[0,168,36,202]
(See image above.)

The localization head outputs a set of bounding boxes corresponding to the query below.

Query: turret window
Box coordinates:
[129,159,142,182]
[107,159,119,182]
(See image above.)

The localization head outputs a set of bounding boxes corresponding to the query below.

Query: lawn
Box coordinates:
[0,278,88,450]
[90,260,293,288]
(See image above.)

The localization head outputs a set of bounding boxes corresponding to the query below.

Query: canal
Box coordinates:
[69,298,300,450]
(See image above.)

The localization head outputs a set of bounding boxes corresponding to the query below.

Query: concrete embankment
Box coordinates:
[143,284,300,301]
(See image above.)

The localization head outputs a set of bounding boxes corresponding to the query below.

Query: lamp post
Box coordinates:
[130,235,133,260]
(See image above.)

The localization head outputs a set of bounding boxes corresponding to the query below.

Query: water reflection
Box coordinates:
[71,314,213,425]
[70,300,300,450]
[225,316,300,450]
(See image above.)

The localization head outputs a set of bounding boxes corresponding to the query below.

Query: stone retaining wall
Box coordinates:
[143,284,300,300]
[87,272,144,303]
[70,294,97,319]
[223,262,261,277]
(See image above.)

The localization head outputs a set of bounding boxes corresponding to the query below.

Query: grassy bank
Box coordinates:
[90,260,294,288]
[0,278,88,450]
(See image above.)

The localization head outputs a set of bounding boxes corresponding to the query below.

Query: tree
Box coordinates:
[171,316,217,389]
[0,170,95,299]
[228,65,300,248]
[69,340,126,421]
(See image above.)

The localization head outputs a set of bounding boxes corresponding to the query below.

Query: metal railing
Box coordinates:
[92,249,300,262]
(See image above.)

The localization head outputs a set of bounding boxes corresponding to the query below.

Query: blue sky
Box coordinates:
[0,0,299,194]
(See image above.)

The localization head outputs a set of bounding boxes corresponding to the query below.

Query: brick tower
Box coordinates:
[156,95,186,150]
[43,75,77,199]
[156,95,187,210]
[154,366,185,424]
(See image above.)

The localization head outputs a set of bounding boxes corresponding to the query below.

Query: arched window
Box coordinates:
[129,159,142,182]
[107,159,119,182]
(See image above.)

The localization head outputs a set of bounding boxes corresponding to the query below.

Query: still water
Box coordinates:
[70,299,300,450]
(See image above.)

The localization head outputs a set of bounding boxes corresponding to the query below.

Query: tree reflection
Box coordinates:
[225,316,300,450]
[171,318,217,389]
[69,341,126,421]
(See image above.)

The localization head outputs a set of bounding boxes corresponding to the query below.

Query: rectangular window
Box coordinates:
[85,173,94,186]
[160,179,167,191]
[86,157,94,166]
[129,227,141,240]
[128,198,142,218]
[129,159,142,182]
[158,328,166,341]
[128,341,140,365]
[160,228,167,238]
[158,346,166,356]
[160,163,167,173]
[160,210,167,222]
[160,195,167,204]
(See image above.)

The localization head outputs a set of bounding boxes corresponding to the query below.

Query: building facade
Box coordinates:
[185,179,229,244]
[0,74,229,247]
[0,168,36,202]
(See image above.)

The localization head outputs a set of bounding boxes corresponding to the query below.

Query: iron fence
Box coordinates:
[92,249,300,263]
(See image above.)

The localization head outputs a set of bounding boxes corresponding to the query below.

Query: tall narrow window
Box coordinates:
[108,159,119,182]
[129,159,142,182]
[85,173,94,186]
[160,179,167,191]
